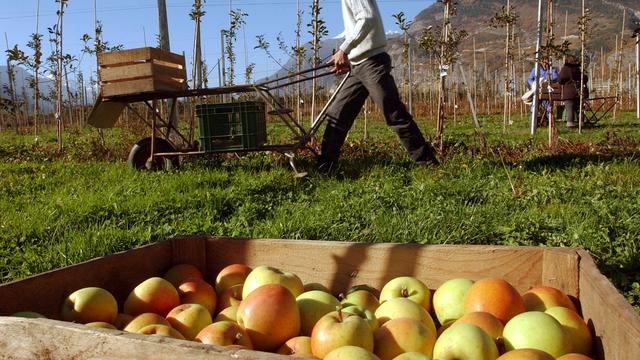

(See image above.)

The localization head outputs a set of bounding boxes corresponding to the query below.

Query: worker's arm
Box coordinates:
[339,0,377,56]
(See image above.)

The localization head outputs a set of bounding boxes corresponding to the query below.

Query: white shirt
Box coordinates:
[339,0,387,64]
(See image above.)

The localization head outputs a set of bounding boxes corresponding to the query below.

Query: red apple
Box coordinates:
[215,263,252,295]
[310,308,374,359]
[276,336,313,356]
[380,276,432,312]
[163,263,203,288]
[124,277,180,317]
[60,287,118,324]
[137,324,185,340]
[464,278,525,325]
[374,317,436,360]
[123,312,171,332]
[166,303,213,340]
[195,320,252,349]
[374,297,436,336]
[236,284,301,352]
[178,277,217,314]
[523,286,577,312]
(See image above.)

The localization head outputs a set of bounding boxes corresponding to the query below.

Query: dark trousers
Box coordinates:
[319,52,433,166]
[564,99,578,125]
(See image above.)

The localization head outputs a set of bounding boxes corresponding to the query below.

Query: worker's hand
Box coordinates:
[328,50,350,75]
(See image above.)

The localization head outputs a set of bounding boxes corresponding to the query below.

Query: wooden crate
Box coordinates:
[0,236,638,359]
[98,47,187,98]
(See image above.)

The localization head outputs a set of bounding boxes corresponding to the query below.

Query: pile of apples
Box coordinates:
[18,263,596,360]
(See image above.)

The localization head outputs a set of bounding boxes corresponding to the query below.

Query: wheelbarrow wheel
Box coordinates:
[127,137,180,171]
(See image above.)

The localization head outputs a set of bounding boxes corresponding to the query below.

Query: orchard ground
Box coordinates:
[1,112,639,311]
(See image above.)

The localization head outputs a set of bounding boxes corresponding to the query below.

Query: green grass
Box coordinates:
[1,112,640,311]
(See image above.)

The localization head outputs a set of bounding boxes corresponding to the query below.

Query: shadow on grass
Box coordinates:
[520,152,638,173]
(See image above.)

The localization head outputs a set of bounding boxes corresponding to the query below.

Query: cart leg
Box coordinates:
[285,152,308,178]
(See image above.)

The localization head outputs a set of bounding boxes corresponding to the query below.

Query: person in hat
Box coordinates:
[558,54,589,128]
[527,59,558,126]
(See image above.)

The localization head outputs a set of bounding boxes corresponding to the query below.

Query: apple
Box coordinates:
[297,290,341,336]
[464,278,525,325]
[124,312,171,332]
[496,348,555,360]
[163,263,203,288]
[503,311,568,357]
[276,336,313,356]
[11,311,46,319]
[113,313,134,330]
[392,353,432,360]
[304,282,331,293]
[137,324,185,340]
[166,303,213,340]
[178,277,217,314]
[60,287,118,324]
[124,277,180,317]
[310,308,374,359]
[195,320,252,349]
[237,284,301,352]
[85,322,118,330]
[324,345,381,360]
[433,323,499,360]
[347,284,381,299]
[214,305,238,323]
[374,317,436,360]
[454,311,504,342]
[343,305,379,331]
[432,278,474,325]
[556,354,594,360]
[217,283,243,312]
[341,289,380,313]
[545,306,592,355]
[523,286,577,312]
[242,265,304,299]
[215,263,252,295]
[374,297,436,335]
[380,276,432,312]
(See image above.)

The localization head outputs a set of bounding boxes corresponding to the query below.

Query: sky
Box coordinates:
[1,0,434,85]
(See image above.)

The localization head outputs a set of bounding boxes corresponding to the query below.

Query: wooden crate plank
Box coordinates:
[86,98,126,129]
[0,317,289,360]
[170,237,208,280]
[202,237,545,294]
[149,47,188,67]
[578,250,640,360]
[98,48,154,66]
[0,242,173,319]
[542,248,580,297]
[100,63,186,83]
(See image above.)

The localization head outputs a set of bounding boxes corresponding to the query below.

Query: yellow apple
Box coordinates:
[324,345,381,360]
[310,308,374,359]
[85,322,117,330]
[545,306,592,355]
[11,311,46,319]
[166,303,213,340]
[237,284,301,352]
[217,283,243,312]
[454,311,504,343]
[137,324,185,340]
[503,311,569,357]
[392,352,432,360]
[215,263,252,295]
[343,305,379,331]
[214,305,239,323]
[374,297,436,335]
[163,263,203,288]
[556,354,594,360]
[178,277,217,314]
[341,289,380,313]
[124,312,171,332]
[60,287,118,324]
[304,282,331,293]
[195,320,253,349]
[433,323,499,360]
[374,317,436,360]
[380,276,432,312]
[297,290,341,336]
[242,265,304,299]
[433,278,474,325]
[497,348,555,360]
[124,277,180,317]
[277,336,313,356]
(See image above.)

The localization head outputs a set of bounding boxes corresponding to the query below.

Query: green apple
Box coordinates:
[85,322,117,330]
[341,289,380,313]
[497,348,555,359]
[242,265,304,299]
[380,276,432,312]
[392,353,432,360]
[343,305,379,331]
[11,311,46,319]
[374,317,436,360]
[61,287,118,324]
[310,308,374,359]
[166,303,213,340]
[374,297,436,335]
[297,290,341,336]
[324,345,381,360]
[433,323,499,360]
[432,278,474,325]
[545,306,592,355]
[503,311,569,357]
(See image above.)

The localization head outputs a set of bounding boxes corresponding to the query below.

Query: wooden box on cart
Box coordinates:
[0,236,638,359]
[98,47,187,98]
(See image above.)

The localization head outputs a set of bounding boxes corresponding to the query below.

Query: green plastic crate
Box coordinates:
[196,101,267,152]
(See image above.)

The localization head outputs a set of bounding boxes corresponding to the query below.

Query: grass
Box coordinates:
[1,112,640,311]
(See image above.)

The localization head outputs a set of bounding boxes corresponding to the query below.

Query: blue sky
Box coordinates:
[1,0,433,85]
